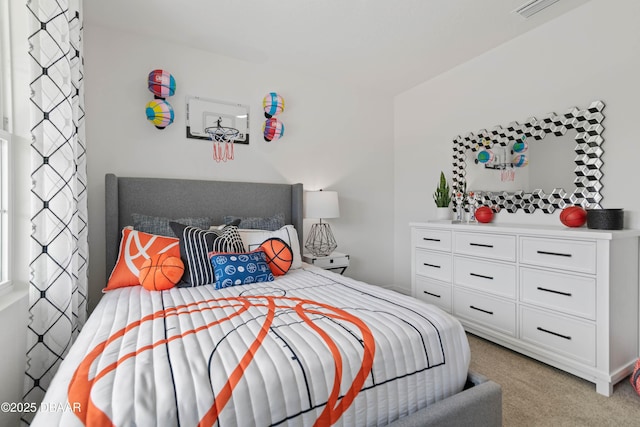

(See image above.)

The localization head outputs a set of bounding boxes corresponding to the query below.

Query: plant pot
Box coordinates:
[435,207,451,220]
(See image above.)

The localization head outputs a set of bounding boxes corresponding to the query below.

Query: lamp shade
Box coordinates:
[304,190,339,219]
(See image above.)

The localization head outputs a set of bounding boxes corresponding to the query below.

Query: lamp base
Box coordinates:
[305,223,337,257]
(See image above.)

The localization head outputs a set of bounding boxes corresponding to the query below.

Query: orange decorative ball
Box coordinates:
[139,253,184,291]
[475,206,494,223]
[259,238,293,276]
[560,206,587,228]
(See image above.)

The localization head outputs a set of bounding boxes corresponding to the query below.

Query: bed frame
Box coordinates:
[104,173,502,426]
[105,173,304,275]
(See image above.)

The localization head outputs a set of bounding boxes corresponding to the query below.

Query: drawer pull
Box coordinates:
[423,263,441,269]
[423,291,441,298]
[470,272,494,280]
[536,250,572,258]
[423,237,441,242]
[537,327,572,340]
[470,305,493,315]
[470,242,494,248]
[537,286,572,297]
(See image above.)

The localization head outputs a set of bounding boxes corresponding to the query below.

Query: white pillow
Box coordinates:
[238,225,302,269]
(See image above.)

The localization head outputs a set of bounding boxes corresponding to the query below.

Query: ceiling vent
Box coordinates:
[514,0,560,18]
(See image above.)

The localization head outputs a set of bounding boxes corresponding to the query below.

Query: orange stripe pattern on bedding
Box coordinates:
[32,267,470,427]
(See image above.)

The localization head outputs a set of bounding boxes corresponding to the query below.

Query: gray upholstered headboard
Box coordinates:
[105,174,304,277]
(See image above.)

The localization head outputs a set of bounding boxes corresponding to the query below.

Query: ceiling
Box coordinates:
[84,0,592,95]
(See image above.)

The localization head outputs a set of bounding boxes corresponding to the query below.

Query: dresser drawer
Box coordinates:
[415,250,452,282]
[454,232,516,262]
[520,267,596,320]
[414,228,451,252]
[520,237,596,274]
[454,257,516,299]
[414,277,451,313]
[520,306,596,366]
[453,288,516,336]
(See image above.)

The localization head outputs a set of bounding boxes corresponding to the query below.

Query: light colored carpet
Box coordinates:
[467,333,640,426]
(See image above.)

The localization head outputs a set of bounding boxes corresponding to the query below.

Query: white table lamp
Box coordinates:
[304,190,340,257]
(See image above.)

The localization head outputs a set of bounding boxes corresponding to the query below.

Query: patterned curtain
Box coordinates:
[23,0,87,424]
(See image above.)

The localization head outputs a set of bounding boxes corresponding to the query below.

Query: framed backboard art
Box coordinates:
[185,96,250,144]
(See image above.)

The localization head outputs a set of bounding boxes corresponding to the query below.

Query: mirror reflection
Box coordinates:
[465,130,577,193]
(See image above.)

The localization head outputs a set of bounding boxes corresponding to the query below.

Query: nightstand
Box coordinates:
[303,252,350,274]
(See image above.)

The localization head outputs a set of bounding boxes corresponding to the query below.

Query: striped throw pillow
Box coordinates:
[169,223,245,287]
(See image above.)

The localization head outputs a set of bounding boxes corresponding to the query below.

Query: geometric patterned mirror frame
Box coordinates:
[452,100,605,214]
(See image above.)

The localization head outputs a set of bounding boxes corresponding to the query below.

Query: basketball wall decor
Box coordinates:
[259,237,293,276]
[263,117,285,142]
[145,69,176,129]
[263,92,285,118]
[262,92,286,142]
[139,253,185,291]
[148,69,176,99]
[145,99,175,129]
[559,206,587,228]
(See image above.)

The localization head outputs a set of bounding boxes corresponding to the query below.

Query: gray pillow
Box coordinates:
[132,213,211,237]
[223,212,285,231]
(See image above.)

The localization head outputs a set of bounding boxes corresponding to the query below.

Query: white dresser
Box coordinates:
[410,221,640,396]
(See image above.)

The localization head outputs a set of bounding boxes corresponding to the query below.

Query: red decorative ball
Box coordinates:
[475,206,494,223]
[560,206,587,228]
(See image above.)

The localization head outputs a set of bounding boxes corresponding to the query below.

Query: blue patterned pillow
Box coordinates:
[210,250,274,289]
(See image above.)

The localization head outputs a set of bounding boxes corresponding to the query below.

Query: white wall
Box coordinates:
[84,25,396,311]
[393,0,640,293]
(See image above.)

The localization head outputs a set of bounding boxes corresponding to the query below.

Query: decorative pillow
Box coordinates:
[105,228,180,291]
[223,212,285,231]
[239,225,302,269]
[631,358,640,395]
[208,218,241,231]
[169,223,245,287]
[259,238,293,276]
[210,250,274,289]
[139,253,184,291]
[132,213,211,237]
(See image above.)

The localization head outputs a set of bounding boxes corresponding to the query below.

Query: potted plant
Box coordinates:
[433,171,452,220]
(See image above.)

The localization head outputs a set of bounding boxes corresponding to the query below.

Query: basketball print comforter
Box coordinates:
[32,267,470,427]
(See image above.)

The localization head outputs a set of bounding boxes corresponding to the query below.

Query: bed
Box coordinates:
[31,174,501,427]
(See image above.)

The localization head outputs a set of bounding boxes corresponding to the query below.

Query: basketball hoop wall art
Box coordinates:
[186,96,250,163]
[145,69,176,129]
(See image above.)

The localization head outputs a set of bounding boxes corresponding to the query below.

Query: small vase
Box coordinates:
[435,207,451,220]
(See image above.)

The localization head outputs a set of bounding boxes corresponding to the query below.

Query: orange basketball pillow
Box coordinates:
[259,238,293,276]
[139,253,184,291]
[105,228,180,291]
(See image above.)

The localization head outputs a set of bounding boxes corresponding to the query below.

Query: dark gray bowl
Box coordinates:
[586,209,624,230]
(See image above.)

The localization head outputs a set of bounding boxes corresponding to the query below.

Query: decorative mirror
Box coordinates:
[451,100,605,213]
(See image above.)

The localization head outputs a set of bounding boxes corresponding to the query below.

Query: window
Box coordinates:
[0,0,13,292]
[0,0,7,131]
[0,130,9,290]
